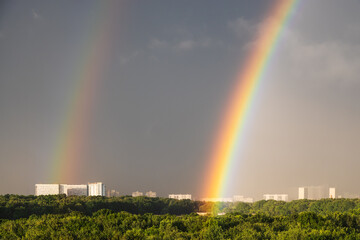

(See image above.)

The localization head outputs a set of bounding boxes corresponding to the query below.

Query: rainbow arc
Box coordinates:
[204,0,298,198]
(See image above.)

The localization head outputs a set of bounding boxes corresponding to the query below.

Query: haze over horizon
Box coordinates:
[1,0,360,200]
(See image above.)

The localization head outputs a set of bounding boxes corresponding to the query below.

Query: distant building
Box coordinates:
[233,195,254,203]
[145,191,157,197]
[35,184,87,196]
[169,194,192,200]
[298,186,328,200]
[35,184,60,196]
[61,184,87,196]
[132,191,143,197]
[329,188,336,199]
[88,182,106,196]
[201,198,233,202]
[263,194,288,201]
[107,189,120,197]
[298,187,308,199]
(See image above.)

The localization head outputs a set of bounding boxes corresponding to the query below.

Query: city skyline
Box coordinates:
[1,0,360,199]
[33,181,352,202]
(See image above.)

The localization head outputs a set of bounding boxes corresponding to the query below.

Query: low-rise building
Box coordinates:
[132,191,143,197]
[61,184,87,196]
[298,186,331,200]
[169,194,192,200]
[35,184,60,196]
[263,194,288,201]
[233,195,254,203]
[107,189,120,197]
[35,184,87,196]
[145,191,157,197]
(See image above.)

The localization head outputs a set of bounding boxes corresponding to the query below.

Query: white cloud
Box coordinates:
[177,40,195,50]
[32,9,42,20]
[119,51,140,65]
[228,17,254,39]
[149,38,169,49]
[228,15,360,85]
[149,37,218,52]
[276,30,360,85]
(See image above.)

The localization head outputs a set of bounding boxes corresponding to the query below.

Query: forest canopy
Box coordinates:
[2,195,360,239]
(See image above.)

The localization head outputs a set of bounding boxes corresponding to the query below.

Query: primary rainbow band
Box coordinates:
[50,2,119,183]
[204,0,298,198]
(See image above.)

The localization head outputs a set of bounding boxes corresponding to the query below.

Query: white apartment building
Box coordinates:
[88,182,106,196]
[298,187,308,199]
[263,194,288,201]
[35,184,88,196]
[233,195,254,203]
[145,191,157,197]
[169,194,192,200]
[298,186,329,200]
[329,188,336,199]
[60,184,88,196]
[35,184,60,195]
[132,191,143,197]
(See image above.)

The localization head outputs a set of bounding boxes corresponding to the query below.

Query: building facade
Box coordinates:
[132,191,143,197]
[298,186,329,200]
[169,194,192,200]
[263,194,288,201]
[35,184,88,196]
[60,184,87,196]
[35,184,60,195]
[145,191,157,197]
[329,188,336,199]
[88,182,106,196]
[233,195,254,203]
[107,189,120,197]
[298,187,308,199]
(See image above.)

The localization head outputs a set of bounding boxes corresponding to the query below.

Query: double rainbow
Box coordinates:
[204,0,298,198]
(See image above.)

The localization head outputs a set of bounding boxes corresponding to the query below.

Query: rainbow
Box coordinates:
[204,0,298,198]
[50,2,122,183]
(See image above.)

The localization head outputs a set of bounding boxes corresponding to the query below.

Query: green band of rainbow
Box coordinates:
[204,0,299,198]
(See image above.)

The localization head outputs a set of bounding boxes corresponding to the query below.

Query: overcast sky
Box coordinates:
[1,0,360,200]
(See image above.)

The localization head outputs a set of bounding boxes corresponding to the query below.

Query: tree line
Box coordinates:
[3,195,360,239]
[2,209,360,239]
[2,195,360,220]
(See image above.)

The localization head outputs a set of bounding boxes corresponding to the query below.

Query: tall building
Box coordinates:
[88,182,106,196]
[329,188,336,199]
[132,191,143,197]
[169,194,192,200]
[145,191,157,197]
[298,187,308,199]
[263,194,288,201]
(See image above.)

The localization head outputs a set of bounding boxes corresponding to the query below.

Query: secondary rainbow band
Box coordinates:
[204,0,298,198]
[50,2,119,183]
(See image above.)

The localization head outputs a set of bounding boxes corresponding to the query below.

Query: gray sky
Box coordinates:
[0,0,360,200]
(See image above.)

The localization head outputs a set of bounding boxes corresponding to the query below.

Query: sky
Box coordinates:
[1,0,360,200]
